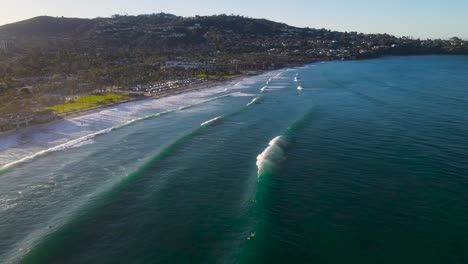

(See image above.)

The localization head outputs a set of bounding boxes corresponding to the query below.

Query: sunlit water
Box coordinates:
[1,56,467,263]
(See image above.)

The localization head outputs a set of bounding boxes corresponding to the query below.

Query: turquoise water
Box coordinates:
[1,56,467,263]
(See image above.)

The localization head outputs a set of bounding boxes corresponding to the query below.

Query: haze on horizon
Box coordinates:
[1,0,467,40]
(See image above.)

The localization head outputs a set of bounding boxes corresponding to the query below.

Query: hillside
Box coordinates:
[1,13,466,77]
[0,16,96,37]
[0,14,290,37]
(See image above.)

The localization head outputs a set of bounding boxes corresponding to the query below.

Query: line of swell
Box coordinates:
[0,93,234,174]
[14,95,262,262]
[262,71,285,92]
[115,93,233,129]
[15,114,222,263]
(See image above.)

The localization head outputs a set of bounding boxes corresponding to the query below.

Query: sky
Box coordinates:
[1,0,467,39]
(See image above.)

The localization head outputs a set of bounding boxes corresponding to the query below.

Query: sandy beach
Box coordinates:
[0,71,275,169]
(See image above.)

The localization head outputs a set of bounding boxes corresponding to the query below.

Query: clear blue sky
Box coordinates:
[1,0,467,39]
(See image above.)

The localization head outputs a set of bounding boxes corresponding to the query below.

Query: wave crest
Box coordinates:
[256,136,287,179]
[200,116,223,127]
[246,97,260,107]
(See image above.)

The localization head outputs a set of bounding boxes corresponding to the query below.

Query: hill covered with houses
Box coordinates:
[0,13,466,130]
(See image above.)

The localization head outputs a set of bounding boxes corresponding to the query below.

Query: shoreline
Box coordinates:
[0,73,255,137]
[4,53,459,136]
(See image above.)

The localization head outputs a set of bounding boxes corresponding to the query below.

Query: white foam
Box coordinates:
[274,71,285,78]
[70,139,95,148]
[0,129,110,171]
[230,92,256,97]
[266,85,288,89]
[256,136,285,179]
[246,97,259,107]
[0,196,21,211]
[0,69,289,169]
[0,92,236,171]
[200,116,223,127]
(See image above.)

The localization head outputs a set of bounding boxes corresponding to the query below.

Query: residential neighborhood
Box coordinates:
[0,13,466,132]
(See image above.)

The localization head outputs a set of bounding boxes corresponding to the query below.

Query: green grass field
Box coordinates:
[197,74,236,79]
[48,93,129,114]
[196,74,218,79]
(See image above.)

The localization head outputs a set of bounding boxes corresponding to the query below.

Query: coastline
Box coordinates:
[0,68,281,168]
[2,54,463,163]
[58,76,248,120]
[5,53,463,137]
[0,73,252,137]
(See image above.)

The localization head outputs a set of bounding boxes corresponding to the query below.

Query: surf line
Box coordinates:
[0,93,235,174]
[0,128,113,174]
[261,80,270,93]
[262,70,287,93]
[12,119,221,263]
[246,97,261,107]
[115,92,234,129]
[14,117,222,262]
[200,96,262,128]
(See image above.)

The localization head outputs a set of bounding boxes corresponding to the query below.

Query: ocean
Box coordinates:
[0,56,467,263]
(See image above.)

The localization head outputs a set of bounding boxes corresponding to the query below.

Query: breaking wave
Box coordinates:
[246,97,260,107]
[200,116,223,127]
[230,92,256,97]
[256,136,288,180]
[255,109,315,180]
